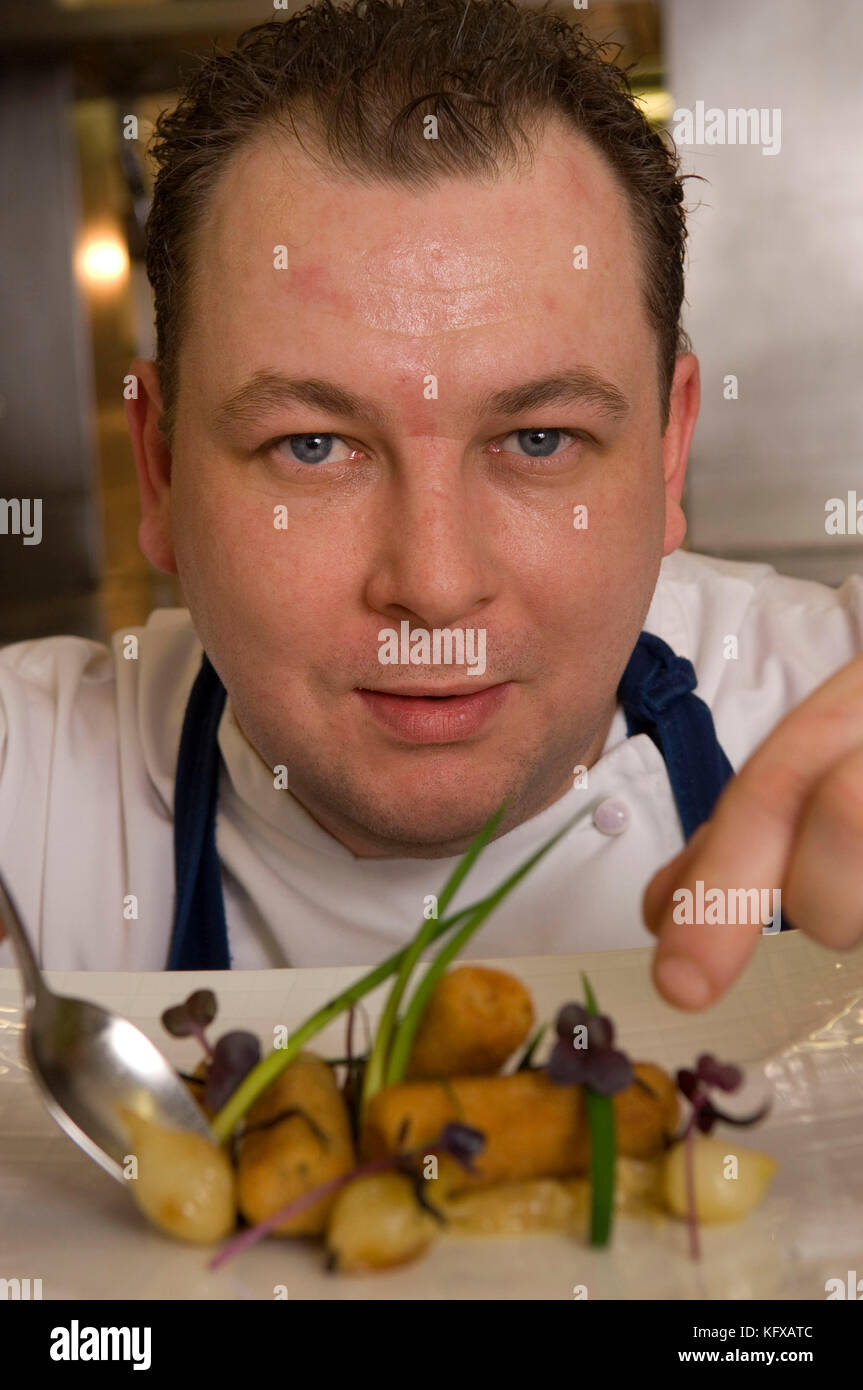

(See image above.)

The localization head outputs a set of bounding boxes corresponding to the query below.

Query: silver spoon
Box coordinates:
[0,869,213,1183]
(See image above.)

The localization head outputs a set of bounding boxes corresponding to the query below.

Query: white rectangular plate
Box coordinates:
[1,932,862,1300]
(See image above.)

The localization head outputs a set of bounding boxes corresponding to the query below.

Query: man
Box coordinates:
[1,0,862,1009]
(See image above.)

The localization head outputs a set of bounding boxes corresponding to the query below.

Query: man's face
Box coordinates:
[143,119,693,857]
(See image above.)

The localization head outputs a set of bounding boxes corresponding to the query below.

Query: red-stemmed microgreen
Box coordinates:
[208,1121,486,1271]
[161,989,218,1059]
[675,1053,770,1260]
[161,989,261,1110]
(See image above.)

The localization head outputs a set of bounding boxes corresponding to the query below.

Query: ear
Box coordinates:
[661,352,700,557]
[125,358,178,575]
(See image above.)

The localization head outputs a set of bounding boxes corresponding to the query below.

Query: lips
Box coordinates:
[356,682,511,743]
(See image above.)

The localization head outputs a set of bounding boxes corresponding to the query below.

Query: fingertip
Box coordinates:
[654,954,714,1011]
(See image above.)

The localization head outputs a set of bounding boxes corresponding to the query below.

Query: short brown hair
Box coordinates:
[145,0,691,439]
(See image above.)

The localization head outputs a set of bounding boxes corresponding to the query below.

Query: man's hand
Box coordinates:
[643,653,863,1009]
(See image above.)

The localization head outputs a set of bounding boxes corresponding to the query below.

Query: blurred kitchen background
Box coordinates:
[1,0,862,646]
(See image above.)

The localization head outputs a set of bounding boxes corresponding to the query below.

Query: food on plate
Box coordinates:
[235,1052,356,1235]
[661,1134,778,1224]
[427,1154,665,1235]
[115,807,777,1272]
[120,1110,236,1244]
[404,964,534,1079]
[440,1176,581,1235]
[135,963,774,1273]
[326,1170,444,1272]
[361,1061,677,1189]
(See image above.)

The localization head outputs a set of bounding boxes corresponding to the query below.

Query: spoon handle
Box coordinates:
[0,869,47,1010]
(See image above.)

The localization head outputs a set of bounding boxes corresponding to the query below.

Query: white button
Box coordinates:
[593,797,630,836]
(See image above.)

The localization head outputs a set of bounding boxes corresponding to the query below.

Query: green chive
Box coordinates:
[210,899,479,1143]
[581,971,599,1016]
[361,802,508,1111]
[385,805,596,1087]
[581,972,616,1247]
[514,1021,548,1072]
[213,797,600,1144]
[585,1086,615,1245]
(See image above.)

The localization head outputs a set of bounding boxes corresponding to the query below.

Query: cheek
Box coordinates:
[171,461,362,650]
[506,461,663,661]
[515,455,661,580]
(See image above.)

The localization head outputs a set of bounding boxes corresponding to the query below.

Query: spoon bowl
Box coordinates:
[1,874,213,1183]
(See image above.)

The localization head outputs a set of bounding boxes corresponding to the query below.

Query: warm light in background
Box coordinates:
[633,88,675,127]
[77,231,129,290]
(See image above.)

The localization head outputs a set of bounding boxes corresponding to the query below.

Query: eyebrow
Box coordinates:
[213,366,630,433]
[214,373,391,432]
[477,369,630,423]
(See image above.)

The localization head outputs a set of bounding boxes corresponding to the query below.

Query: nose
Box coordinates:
[364,441,496,630]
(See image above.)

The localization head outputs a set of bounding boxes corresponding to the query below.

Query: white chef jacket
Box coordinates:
[0,548,861,972]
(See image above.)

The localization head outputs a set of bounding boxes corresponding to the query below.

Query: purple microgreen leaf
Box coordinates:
[204,1031,261,1111]
[713,1064,743,1093]
[435,1122,485,1171]
[555,1001,590,1040]
[584,1047,634,1095]
[546,1039,590,1085]
[185,989,218,1027]
[161,990,219,1058]
[695,1053,743,1093]
[161,1004,197,1039]
[586,1014,614,1050]
[676,1067,699,1102]
[695,1052,719,1083]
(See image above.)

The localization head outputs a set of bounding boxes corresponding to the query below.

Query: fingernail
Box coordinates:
[655,956,713,1009]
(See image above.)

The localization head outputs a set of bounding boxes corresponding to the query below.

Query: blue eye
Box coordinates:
[510,428,568,458]
[286,433,334,465]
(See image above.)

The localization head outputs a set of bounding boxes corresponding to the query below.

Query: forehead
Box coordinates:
[180,118,652,424]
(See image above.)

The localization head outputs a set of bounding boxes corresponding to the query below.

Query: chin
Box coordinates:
[295,756,543,857]
[346,802,508,856]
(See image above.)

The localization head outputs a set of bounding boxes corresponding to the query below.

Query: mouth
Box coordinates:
[355,682,512,743]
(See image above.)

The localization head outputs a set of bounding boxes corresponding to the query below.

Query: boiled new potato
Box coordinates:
[121,1110,236,1244]
[661,1135,777,1223]
[326,1171,443,1272]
